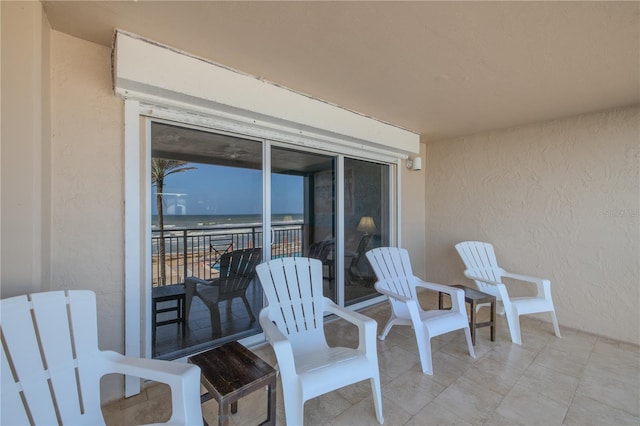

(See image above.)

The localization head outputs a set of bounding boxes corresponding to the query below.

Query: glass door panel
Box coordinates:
[344,158,390,306]
[271,146,337,302]
[150,121,263,359]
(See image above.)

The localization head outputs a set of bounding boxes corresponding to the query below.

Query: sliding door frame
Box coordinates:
[124,99,401,395]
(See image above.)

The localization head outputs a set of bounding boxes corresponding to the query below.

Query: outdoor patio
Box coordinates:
[108,290,640,425]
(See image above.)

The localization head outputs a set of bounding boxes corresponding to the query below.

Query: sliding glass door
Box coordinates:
[150,122,264,359]
[148,120,393,359]
[269,147,390,306]
[343,158,390,305]
[271,146,337,302]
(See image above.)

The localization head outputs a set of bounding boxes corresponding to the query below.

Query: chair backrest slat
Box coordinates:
[308,239,334,262]
[455,241,503,289]
[1,294,61,424]
[30,291,83,421]
[1,291,105,425]
[67,291,103,414]
[366,247,414,298]
[257,257,324,338]
[218,248,262,295]
[1,346,32,425]
[289,257,317,332]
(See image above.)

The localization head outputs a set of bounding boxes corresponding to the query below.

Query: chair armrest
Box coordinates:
[258,309,295,371]
[463,271,503,287]
[463,271,534,310]
[501,271,552,299]
[186,275,249,289]
[465,269,550,296]
[501,271,545,285]
[324,298,375,326]
[414,279,459,295]
[184,276,215,286]
[415,280,466,313]
[374,283,412,303]
[324,298,377,355]
[101,351,202,425]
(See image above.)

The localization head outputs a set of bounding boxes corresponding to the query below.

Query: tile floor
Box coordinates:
[103,291,640,425]
[153,281,264,359]
[153,277,378,359]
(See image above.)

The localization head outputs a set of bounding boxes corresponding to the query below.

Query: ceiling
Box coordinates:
[42,1,639,142]
[152,121,334,174]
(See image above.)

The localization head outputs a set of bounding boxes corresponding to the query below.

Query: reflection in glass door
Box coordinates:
[149,122,392,358]
[150,122,264,359]
[271,146,337,302]
[343,158,390,306]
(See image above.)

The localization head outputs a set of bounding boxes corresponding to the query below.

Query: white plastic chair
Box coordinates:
[366,247,476,375]
[1,290,203,426]
[455,241,561,345]
[255,257,384,425]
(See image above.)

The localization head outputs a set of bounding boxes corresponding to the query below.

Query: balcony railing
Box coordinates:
[151,222,303,286]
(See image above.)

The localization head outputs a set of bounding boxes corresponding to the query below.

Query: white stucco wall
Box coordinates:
[1,0,48,297]
[49,30,126,401]
[425,106,640,345]
[50,29,126,345]
[2,1,127,403]
[401,142,427,278]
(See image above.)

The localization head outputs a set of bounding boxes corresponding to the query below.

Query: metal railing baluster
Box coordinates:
[151,223,304,287]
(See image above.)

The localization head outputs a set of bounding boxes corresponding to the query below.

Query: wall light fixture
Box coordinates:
[406,156,422,171]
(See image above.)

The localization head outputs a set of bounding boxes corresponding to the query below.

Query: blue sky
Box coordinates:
[151,163,303,215]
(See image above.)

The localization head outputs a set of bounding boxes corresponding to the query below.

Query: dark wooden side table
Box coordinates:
[152,284,186,354]
[438,284,496,345]
[188,341,277,426]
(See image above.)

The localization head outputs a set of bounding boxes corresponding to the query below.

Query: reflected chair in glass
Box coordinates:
[345,232,376,287]
[308,238,335,288]
[184,248,262,337]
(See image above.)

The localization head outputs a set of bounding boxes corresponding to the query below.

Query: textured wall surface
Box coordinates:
[401,142,427,278]
[1,1,47,297]
[425,106,639,344]
[50,31,126,401]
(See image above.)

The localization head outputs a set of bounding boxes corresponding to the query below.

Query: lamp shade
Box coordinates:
[357,216,377,234]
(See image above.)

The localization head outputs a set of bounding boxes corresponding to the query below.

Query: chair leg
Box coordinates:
[283,392,304,426]
[463,326,476,359]
[184,282,196,324]
[550,310,561,338]
[208,303,222,337]
[378,315,397,341]
[241,296,256,322]
[415,330,433,375]
[505,309,522,345]
[369,374,384,424]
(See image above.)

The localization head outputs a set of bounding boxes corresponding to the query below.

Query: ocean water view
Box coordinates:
[151,214,304,286]
[151,213,303,229]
